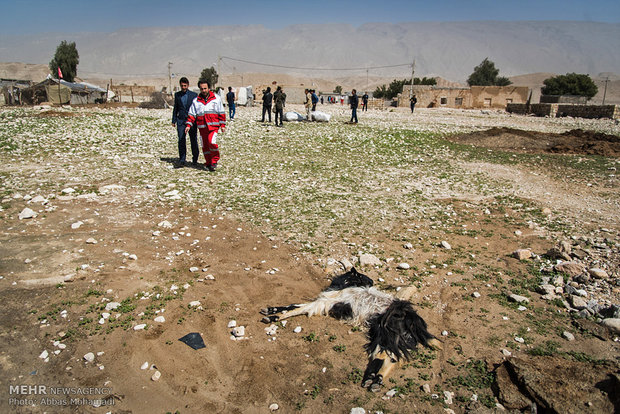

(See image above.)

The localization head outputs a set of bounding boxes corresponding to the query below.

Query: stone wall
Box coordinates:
[111,85,155,103]
[398,85,529,109]
[506,103,619,119]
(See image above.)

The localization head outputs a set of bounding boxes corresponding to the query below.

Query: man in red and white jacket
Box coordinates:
[185,80,226,171]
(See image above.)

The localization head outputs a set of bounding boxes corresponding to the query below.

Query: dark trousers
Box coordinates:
[228,103,236,119]
[261,105,272,122]
[350,107,358,123]
[274,107,284,125]
[177,123,198,163]
[410,104,416,113]
[362,102,368,111]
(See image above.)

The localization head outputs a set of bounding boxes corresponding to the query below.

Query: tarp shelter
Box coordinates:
[21,77,109,105]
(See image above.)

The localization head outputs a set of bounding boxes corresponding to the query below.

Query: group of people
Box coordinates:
[260,86,287,126]
[173,77,400,170]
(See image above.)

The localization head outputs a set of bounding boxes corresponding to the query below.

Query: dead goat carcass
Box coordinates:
[260,267,440,391]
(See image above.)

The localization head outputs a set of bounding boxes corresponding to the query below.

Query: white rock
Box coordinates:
[232,326,245,337]
[154,316,165,323]
[472,292,481,298]
[61,188,75,194]
[514,230,523,237]
[601,318,620,334]
[444,390,454,405]
[269,403,279,411]
[228,320,237,328]
[39,350,49,360]
[588,268,609,279]
[141,362,149,370]
[86,238,97,244]
[30,195,47,204]
[105,302,121,311]
[133,324,147,331]
[514,336,525,343]
[359,253,381,267]
[294,326,302,333]
[83,352,95,363]
[158,220,172,229]
[501,349,512,357]
[189,266,199,272]
[350,408,366,414]
[403,242,413,249]
[99,184,126,194]
[562,331,575,341]
[128,254,138,260]
[18,208,37,220]
[151,370,161,381]
[265,324,278,336]
[422,383,431,393]
[442,330,449,336]
[164,190,179,197]
[71,221,83,229]
[189,301,201,308]
[385,388,398,398]
[440,241,452,249]
[397,263,410,270]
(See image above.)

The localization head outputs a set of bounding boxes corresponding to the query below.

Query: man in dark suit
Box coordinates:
[172,77,198,166]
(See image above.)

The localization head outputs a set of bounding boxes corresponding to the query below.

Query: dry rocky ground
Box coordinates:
[0,104,619,414]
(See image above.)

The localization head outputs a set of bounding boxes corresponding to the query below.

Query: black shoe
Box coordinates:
[207,163,217,172]
[174,162,184,169]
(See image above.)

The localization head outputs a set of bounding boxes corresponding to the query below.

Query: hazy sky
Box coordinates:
[1,0,619,35]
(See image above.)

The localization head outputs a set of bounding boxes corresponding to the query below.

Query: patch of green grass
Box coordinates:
[303,332,319,342]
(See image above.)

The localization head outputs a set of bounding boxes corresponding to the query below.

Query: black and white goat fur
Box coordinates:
[260,267,440,391]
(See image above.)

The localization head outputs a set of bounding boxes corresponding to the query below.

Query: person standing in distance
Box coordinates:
[410,95,417,113]
[304,88,313,121]
[349,89,359,124]
[273,86,286,127]
[362,92,369,111]
[172,77,199,166]
[185,80,226,172]
[261,87,273,123]
[226,86,236,120]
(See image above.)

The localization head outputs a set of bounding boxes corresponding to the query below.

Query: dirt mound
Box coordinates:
[449,127,620,157]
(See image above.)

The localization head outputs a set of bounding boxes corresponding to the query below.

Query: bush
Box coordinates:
[467,58,512,87]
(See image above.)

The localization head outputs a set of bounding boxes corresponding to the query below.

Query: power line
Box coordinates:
[220,56,412,72]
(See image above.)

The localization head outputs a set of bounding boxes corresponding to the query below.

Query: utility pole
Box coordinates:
[602,77,609,105]
[168,62,173,95]
[216,55,221,90]
[409,58,416,98]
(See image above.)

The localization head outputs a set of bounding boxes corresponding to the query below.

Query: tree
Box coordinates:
[541,73,598,100]
[333,85,343,94]
[467,58,512,87]
[199,66,218,88]
[49,41,79,82]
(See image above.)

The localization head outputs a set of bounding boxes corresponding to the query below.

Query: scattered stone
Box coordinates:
[140,362,149,370]
[294,326,302,333]
[442,330,449,336]
[133,324,147,331]
[105,302,121,311]
[502,349,512,357]
[232,326,245,338]
[30,195,47,204]
[265,324,278,336]
[359,253,381,267]
[189,266,199,273]
[562,331,575,341]
[512,249,532,260]
[350,408,366,414]
[422,383,431,393]
[440,241,452,249]
[403,242,413,249]
[86,238,97,244]
[588,268,609,280]
[151,370,161,381]
[61,188,75,194]
[472,292,481,298]
[601,318,620,334]
[514,230,523,237]
[269,403,279,411]
[18,208,37,220]
[443,390,454,405]
[554,261,586,277]
[508,293,530,304]
[542,207,552,215]
[83,352,95,363]
[158,220,172,229]
[128,254,138,260]
[397,262,410,270]
[570,295,588,310]
[514,337,525,343]
[154,316,165,323]
[228,320,237,328]
[71,221,84,229]
[39,350,49,360]
[385,388,397,398]
[189,301,201,308]
[99,184,126,193]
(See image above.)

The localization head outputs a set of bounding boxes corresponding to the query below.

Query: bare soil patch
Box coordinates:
[449,127,620,157]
